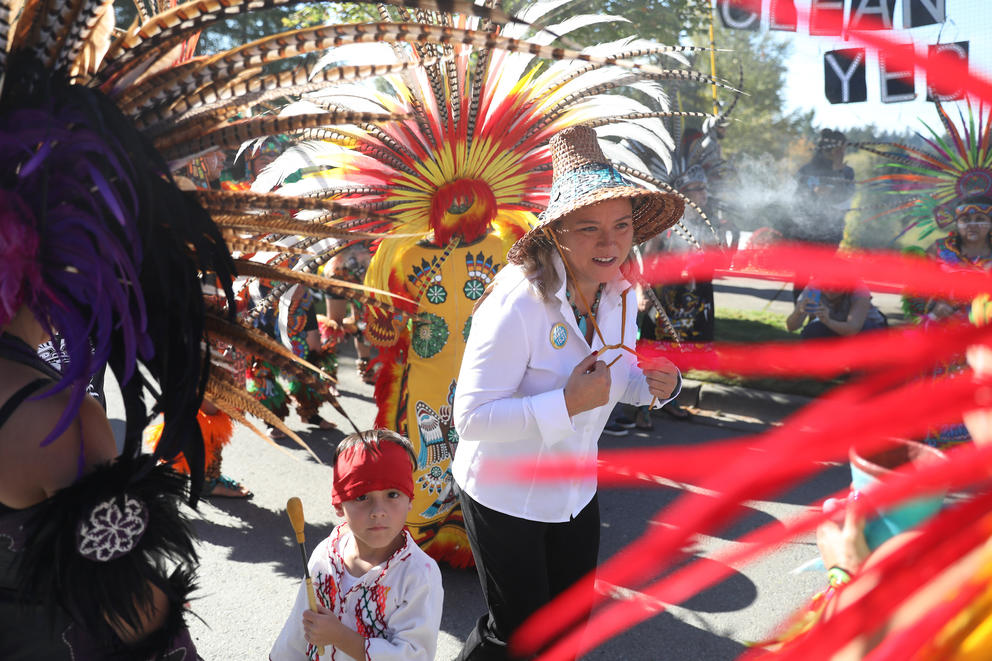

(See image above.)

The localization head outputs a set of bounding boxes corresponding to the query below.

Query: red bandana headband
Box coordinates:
[331,440,415,505]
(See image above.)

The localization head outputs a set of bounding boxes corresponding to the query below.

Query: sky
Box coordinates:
[749,0,992,132]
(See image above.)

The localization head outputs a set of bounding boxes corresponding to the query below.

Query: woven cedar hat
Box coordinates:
[508,125,684,263]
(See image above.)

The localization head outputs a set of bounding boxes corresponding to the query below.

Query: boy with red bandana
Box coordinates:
[270,430,443,661]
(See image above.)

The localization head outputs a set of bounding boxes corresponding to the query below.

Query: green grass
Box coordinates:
[713,308,796,344]
[684,308,842,399]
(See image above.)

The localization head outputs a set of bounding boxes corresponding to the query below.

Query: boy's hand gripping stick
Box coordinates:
[287,497,325,657]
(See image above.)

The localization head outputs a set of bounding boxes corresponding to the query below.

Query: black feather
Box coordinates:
[17,456,198,650]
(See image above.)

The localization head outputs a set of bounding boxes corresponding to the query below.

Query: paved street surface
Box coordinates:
[104,275,860,660]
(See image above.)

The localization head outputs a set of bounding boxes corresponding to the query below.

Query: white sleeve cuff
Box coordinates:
[531,388,576,446]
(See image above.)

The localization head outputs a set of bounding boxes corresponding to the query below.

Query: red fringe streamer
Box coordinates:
[640,244,992,301]
[510,371,992,659]
[496,9,992,653]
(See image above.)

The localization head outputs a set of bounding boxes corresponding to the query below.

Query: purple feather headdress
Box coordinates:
[0,102,152,445]
[1,105,154,442]
[0,54,236,491]
[0,190,42,323]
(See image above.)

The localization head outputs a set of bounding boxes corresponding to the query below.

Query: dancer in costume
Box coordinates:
[0,0,436,654]
[242,252,342,436]
[257,0,731,567]
[363,183,530,568]
[270,429,443,661]
[238,136,342,437]
[916,195,992,448]
[853,102,992,449]
[452,126,683,659]
[0,13,239,657]
[323,241,376,385]
[655,166,717,343]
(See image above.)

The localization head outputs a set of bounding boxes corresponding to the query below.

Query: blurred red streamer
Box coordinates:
[501,244,992,659]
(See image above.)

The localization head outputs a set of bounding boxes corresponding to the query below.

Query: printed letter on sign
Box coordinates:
[927,42,969,102]
[903,0,945,29]
[717,0,760,31]
[824,49,867,104]
[810,0,845,36]
[769,0,797,32]
[849,0,896,30]
[880,44,915,104]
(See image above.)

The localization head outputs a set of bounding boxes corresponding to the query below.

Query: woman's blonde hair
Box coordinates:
[512,225,562,301]
[512,224,636,301]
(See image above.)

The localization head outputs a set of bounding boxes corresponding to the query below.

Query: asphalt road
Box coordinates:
[104,276,852,660]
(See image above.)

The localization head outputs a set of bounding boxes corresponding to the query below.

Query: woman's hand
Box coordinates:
[817,496,870,573]
[563,353,611,417]
[640,356,679,400]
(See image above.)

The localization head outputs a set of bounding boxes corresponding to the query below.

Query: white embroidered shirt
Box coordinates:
[269,525,443,661]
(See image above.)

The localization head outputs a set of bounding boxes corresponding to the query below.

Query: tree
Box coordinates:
[281,0,712,41]
[679,21,809,161]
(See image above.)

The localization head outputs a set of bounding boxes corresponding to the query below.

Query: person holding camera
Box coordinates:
[786,283,887,339]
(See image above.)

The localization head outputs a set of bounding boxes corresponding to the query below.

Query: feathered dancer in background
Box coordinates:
[855,100,992,252]
[254,0,734,567]
[846,102,992,449]
[0,0,534,656]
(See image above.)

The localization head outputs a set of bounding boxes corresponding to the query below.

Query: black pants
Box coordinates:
[456,490,600,661]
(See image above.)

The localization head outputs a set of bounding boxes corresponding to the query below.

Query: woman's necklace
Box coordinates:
[566,283,604,337]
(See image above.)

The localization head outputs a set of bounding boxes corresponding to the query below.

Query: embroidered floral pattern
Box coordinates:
[316,571,338,609]
[462,279,485,300]
[425,283,447,305]
[355,585,391,638]
[284,288,314,359]
[411,312,448,359]
[417,464,447,495]
[76,495,149,561]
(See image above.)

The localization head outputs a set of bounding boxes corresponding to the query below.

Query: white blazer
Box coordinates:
[452,254,680,522]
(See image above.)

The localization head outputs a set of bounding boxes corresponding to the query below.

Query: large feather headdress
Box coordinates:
[852,100,992,248]
[248,0,737,309]
[0,0,518,488]
[235,0,738,443]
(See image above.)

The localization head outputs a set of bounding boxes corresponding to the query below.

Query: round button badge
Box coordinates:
[550,322,568,349]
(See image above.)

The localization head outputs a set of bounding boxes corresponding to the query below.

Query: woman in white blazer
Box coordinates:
[452,126,685,660]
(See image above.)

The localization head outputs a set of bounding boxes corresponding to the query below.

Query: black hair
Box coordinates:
[812,129,847,165]
[334,428,417,471]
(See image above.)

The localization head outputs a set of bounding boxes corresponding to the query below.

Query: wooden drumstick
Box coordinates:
[286,497,325,657]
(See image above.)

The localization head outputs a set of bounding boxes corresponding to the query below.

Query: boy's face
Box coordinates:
[335,488,412,554]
